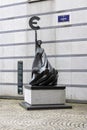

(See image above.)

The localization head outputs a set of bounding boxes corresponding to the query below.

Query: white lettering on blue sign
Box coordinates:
[58,15,70,22]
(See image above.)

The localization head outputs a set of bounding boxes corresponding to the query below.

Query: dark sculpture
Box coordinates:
[29,16,58,86]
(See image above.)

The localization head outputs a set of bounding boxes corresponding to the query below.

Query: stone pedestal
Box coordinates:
[20,85,72,110]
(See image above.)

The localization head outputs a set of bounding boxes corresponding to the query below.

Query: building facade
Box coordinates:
[0,0,87,102]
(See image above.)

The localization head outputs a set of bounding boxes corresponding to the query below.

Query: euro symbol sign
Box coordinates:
[29,16,40,30]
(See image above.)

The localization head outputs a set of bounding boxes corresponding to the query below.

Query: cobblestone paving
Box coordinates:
[0,99,87,130]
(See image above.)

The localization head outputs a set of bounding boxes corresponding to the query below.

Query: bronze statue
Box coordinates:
[29,16,58,86]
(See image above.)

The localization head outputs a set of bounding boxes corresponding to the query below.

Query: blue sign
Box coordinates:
[58,15,70,22]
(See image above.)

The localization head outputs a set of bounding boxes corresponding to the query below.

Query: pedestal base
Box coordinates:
[20,102,72,110]
[20,85,72,110]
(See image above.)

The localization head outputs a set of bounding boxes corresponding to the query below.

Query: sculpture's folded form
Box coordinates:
[29,40,58,86]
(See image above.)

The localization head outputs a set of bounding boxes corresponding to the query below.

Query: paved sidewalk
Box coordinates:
[0,99,87,130]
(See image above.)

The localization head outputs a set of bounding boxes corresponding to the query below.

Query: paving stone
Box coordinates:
[0,99,87,130]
